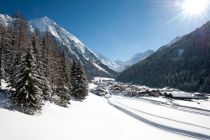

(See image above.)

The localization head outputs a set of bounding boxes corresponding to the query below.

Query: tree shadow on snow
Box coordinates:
[0,89,15,111]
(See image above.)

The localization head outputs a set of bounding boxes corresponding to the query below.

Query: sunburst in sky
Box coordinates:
[166,0,210,24]
[180,0,209,17]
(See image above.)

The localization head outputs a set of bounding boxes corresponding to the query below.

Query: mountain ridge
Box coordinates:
[96,50,154,72]
[117,21,210,93]
[0,14,117,78]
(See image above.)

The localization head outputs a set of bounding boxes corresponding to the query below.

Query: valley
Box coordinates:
[1,82,209,140]
[90,78,210,139]
[1,1,210,139]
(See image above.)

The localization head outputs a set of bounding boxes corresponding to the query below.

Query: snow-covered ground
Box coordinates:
[0,83,209,140]
[109,95,210,139]
[0,92,193,140]
[1,80,10,90]
[141,96,210,111]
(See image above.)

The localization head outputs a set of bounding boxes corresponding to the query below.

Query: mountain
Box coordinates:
[114,50,154,72]
[124,50,154,65]
[0,14,117,78]
[95,50,154,72]
[0,14,14,26]
[117,21,210,93]
[30,17,118,78]
[157,36,182,52]
[94,53,120,72]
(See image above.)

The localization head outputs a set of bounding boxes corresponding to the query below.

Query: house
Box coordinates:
[91,88,108,96]
[194,93,208,100]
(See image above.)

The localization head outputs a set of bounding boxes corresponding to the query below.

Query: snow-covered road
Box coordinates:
[108,95,210,140]
[137,97,210,116]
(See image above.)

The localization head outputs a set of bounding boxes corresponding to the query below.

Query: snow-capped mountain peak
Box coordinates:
[95,50,154,72]
[0,13,117,78]
[29,16,117,77]
[29,16,53,32]
[30,17,89,55]
[0,14,14,27]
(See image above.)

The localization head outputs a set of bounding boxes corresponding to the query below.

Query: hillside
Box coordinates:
[0,89,196,140]
[0,14,117,79]
[117,21,210,93]
[114,50,154,72]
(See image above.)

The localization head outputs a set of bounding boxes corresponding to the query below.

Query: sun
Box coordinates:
[181,0,209,16]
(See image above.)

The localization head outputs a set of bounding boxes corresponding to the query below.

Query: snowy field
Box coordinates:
[109,95,210,138]
[140,96,210,111]
[0,83,209,140]
[0,93,193,140]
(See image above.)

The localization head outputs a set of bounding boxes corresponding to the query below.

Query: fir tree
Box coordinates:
[43,32,58,99]
[70,60,88,101]
[7,53,21,88]
[54,51,71,107]
[7,12,30,88]
[31,31,50,100]
[0,23,11,86]
[12,47,43,114]
[0,23,6,86]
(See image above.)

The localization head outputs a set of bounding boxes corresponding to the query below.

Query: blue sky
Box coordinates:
[0,0,210,61]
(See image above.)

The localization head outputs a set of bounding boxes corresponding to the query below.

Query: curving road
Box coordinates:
[128,97,210,116]
[107,96,210,140]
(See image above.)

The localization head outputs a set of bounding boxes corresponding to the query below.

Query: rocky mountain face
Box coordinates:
[0,14,117,79]
[117,21,210,93]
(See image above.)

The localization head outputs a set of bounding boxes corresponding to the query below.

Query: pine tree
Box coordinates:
[70,60,88,100]
[7,12,30,88]
[7,53,21,88]
[0,23,6,86]
[31,31,51,100]
[43,32,58,99]
[3,20,17,83]
[54,51,71,107]
[12,47,43,114]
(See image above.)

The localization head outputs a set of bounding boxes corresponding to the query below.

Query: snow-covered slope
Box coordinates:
[109,95,210,139]
[0,13,117,78]
[95,53,121,71]
[29,16,117,78]
[0,90,192,140]
[30,17,86,52]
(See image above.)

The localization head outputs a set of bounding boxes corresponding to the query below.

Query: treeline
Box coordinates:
[0,13,88,114]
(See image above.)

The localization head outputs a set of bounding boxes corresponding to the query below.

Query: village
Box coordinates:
[90,77,209,101]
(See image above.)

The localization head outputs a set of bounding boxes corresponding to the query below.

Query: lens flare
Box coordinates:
[181,0,209,16]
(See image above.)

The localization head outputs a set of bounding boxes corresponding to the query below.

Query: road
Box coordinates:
[107,95,210,140]
[131,96,210,116]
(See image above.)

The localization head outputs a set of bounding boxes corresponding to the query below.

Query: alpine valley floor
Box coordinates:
[1,84,209,140]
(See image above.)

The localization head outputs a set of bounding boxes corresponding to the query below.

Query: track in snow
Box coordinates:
[120,96,210,116]
[107,97,210,140]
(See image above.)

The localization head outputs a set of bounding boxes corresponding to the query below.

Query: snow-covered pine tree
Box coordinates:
[0,23,6,86]
[7,12,30,88]
[70,60,88,101]
[54,50,71,107]
[12,47,43,114]
[31,31,50,101]
[63,49,72,96]
[0,22,14,85]
[43,32,58,100]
